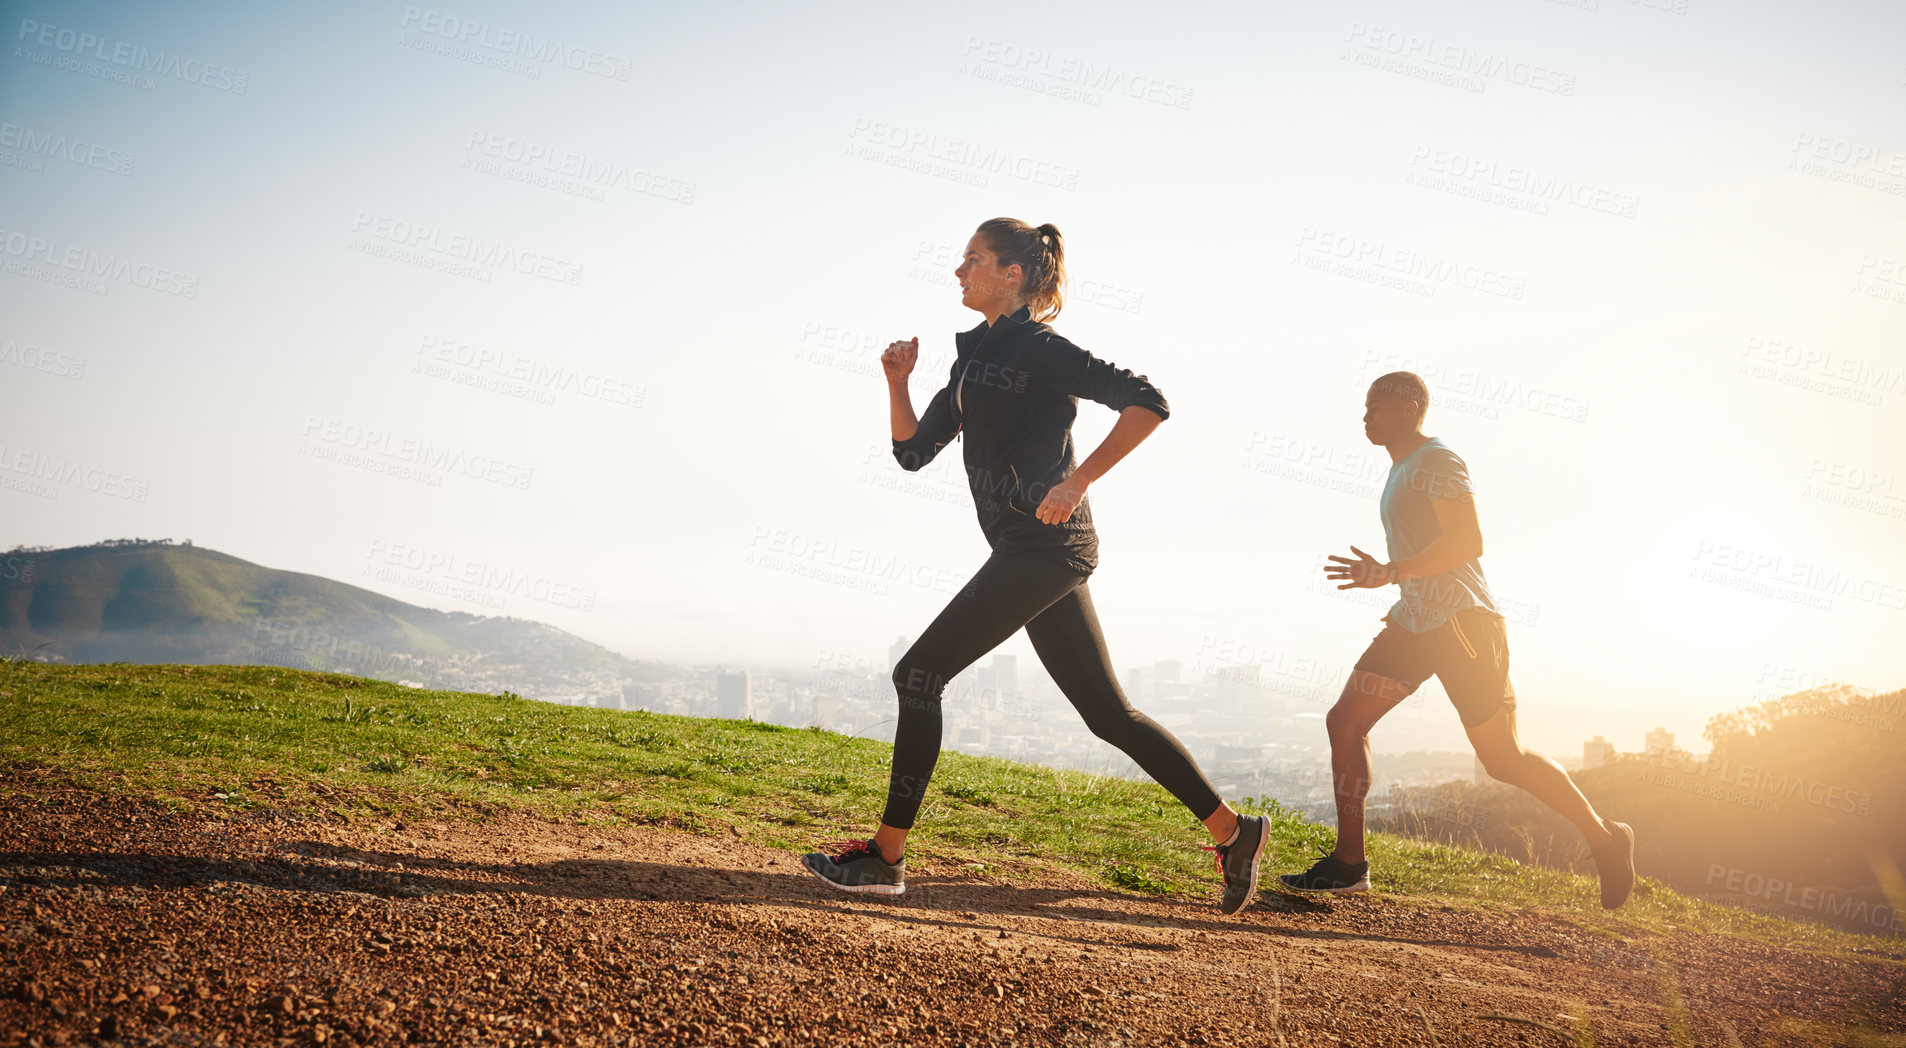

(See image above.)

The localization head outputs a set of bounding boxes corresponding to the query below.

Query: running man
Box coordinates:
[799,218,1270,914]
[1279,372,1637,909]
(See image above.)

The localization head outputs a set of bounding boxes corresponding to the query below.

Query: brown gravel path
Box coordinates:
[2,782,1899,1047]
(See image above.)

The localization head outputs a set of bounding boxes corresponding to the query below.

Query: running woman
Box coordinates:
[1279,372,1637,909]
[800,218,1269,914]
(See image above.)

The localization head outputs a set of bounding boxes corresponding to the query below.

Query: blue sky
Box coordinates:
[4,0,1904,756]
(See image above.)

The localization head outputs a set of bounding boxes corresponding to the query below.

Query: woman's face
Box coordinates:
[955,234,1023,319]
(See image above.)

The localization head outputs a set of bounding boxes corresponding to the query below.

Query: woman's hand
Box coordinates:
[1035,475,1089,524]
[880,337,919,383]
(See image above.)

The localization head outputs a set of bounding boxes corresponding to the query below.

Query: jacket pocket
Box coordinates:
[1004,464,1033,516]
[1006,465,1074,523]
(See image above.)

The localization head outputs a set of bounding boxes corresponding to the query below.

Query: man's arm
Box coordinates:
[1325,495,1484,589]
[1386,494,1484,583]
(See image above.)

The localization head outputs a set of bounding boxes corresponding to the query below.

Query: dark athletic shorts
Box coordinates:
[1353,606,1516,726]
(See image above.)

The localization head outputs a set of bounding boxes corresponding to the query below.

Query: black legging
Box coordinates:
[882,550,1223,830]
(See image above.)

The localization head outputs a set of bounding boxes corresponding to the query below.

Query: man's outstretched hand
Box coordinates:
[1325,545,1394,590]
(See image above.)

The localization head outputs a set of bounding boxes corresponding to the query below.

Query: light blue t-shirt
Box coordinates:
[1380,437,1499,632]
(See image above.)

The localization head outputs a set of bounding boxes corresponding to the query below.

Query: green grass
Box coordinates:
[3,659,1903,961]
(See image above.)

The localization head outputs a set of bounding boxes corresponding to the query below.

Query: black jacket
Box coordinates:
[891,304,1169,554]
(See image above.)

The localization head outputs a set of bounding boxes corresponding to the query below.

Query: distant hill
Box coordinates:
[1371,685,1906,937]
[0,539,652,700]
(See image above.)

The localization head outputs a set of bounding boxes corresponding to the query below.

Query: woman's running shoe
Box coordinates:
[1278,851,1370,894]
[801,838,906,895]
[1208,814,1270,915]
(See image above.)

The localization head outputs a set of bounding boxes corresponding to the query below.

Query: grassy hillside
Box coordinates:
[0,541,636,683]
[4,659,1903,962]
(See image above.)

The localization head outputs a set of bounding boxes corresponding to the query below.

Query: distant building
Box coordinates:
[1154,659,1182,685]
[1127,667,1146,702]
[811,694,840,731]
[1583,735,1617,770]
[1213,742,1272,772]
[716,671,753,720]
[994,653,1018,705]
[888,636,911,674]
[1645,726,1673,758]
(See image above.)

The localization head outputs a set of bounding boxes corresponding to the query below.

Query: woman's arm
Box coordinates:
[1038,332,1170,420]
[884,338,961,472]
[1033,405,1161,524]
[1029,332,1169,523]
[884,338,921,441]
[888,380,920,442]
[1074,405,1163,486]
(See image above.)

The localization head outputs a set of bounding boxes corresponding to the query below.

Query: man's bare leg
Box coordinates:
[1325,669,1415,865]
[1465,705,1614,848]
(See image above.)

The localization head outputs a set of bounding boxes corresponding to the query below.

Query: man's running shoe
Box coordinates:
[1589,820,1635,910]
[1278,852,1370,894]
[1208,815,1270,915]
[801,838,905,895]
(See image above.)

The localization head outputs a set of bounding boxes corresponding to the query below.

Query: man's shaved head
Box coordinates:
[1369,371,1429,421]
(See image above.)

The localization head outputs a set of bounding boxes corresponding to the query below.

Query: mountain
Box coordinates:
[0,539,650,700]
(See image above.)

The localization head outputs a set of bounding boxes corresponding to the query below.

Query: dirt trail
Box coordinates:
[1,784,1899,1047]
